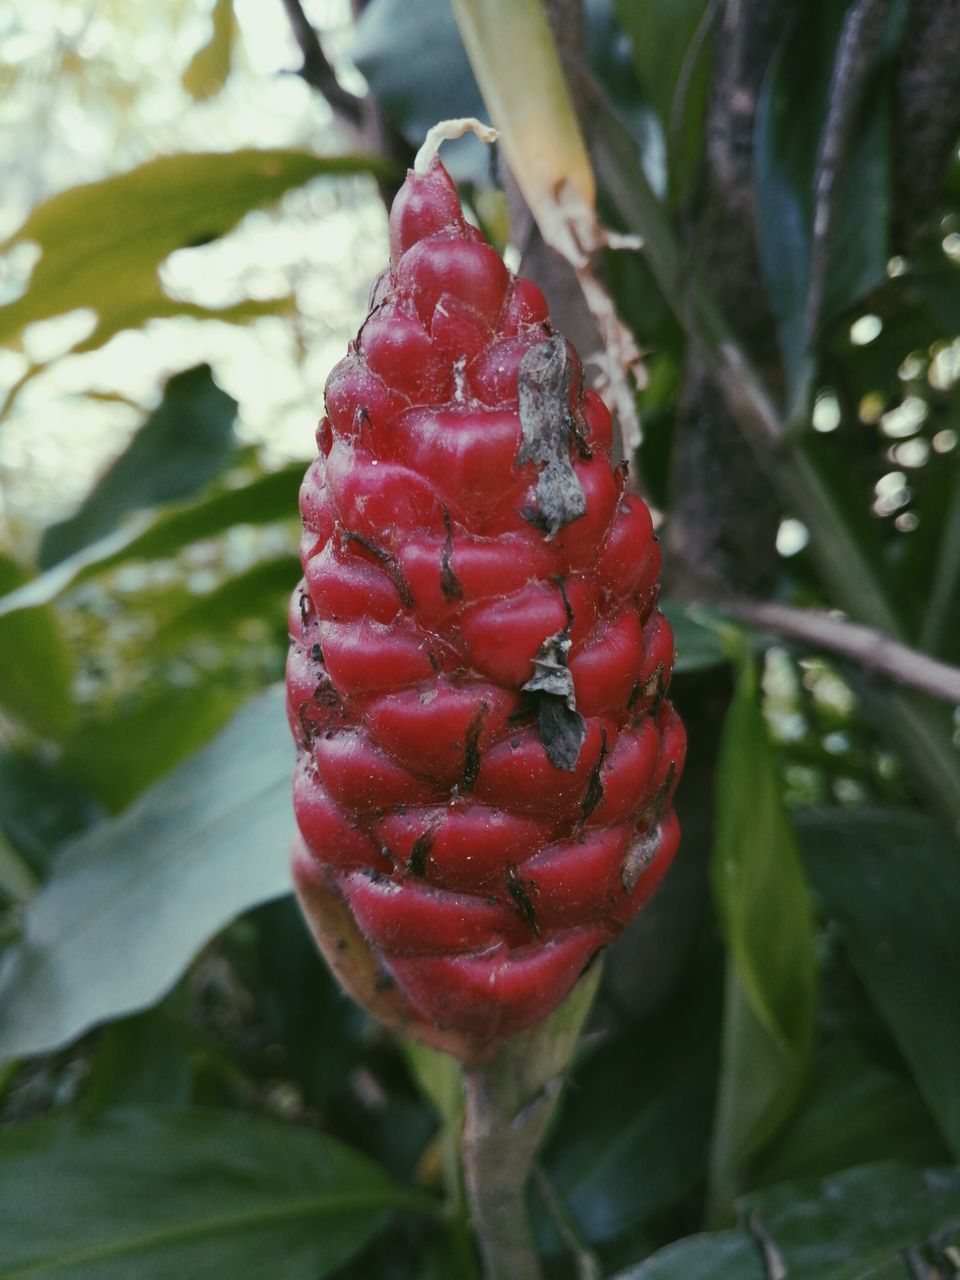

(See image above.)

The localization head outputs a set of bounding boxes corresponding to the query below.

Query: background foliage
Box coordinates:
[0,0,958,1276]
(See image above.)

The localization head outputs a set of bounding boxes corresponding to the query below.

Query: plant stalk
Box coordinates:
[461,963,602,1280]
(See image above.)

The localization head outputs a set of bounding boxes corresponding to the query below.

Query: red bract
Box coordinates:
[288,154,685,1058]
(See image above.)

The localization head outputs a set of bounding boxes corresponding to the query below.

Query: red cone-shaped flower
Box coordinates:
[288,153,685,1058]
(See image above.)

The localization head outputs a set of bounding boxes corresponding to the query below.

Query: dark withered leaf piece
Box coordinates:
[523,621,586,772]
[518,336,588,538]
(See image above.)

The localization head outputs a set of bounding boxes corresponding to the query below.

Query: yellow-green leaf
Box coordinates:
[182,0,237,102]
[0,148,390,354]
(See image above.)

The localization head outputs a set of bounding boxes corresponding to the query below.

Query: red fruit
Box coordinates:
[288,152,683,1056]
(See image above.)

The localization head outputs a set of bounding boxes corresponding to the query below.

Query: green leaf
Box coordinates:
[753,1043,949,1187]
[0,460,304,621]
[0,552,76,740]
[753,0,901,390]
[0,685,295,1062]
[614,1162,960,1280]
[40,365,237,568]
[0,749,101,878]
[83,1006,194,1111]
[543,955,720,1245]
[181,0,236,102]
[708,642,817,1216]
[661,600,727,673]
[612,0,712,202]
[0,148,390,353]
[152,554,296,650]
[404,1042,464,1135]
[0,1107,421,1278]
[350,0,487,181]
[60,680,250,812]
[0,827,38,903]
[799,808,960,1160]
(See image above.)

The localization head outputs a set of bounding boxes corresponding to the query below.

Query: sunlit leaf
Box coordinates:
[451,0,595,260]
[182,0,237,102]
[0,685,294,1062]
[0,1107,422,1279]
[0,148,391,354]
[40,365,237,567]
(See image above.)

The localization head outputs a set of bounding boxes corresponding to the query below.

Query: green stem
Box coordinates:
[461,964,602,1280]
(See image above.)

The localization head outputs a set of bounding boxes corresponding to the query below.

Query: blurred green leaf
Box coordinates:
[0,685,294,1062]
[84,1005,194,1111]
[753,1042,948,1187]
[614,1162,960,1279]
[153,553,296,650]
[0,460,304,621]
[40,365,237,568]
[0,828,37,904]
[708,642,817,1214]
[182,0,237,101]
[61,681,249,812]
[404,1042,464,1135]
[0,552,76,740]
[799,808,960,1160]
[612,0,711,202]
[350,0,487,182]
[0,1107,421,1278]
[754,1,902,391]
[661,601,727,673]
[0,148,390,353]
[0,749,101,878]
[543,956,720,1246]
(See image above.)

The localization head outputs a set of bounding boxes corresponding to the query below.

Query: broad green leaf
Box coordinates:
[40,365,237,568]
[0,460,304,621]
[0,552,76,739]
[754,1043,948,1187]
[753,1,903,391]
[708,641,817,1214]
[0,148,390,353]
[61,680,250,812]
[0,684,294,1062]
[0,1107,422,1279]
[799,808,960,1160]
[615,1162,960,1280]
[182,0,236,101]
[543,956,720,1245]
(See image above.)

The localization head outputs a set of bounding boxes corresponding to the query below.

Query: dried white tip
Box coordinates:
[414,117,500,174]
